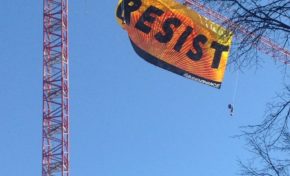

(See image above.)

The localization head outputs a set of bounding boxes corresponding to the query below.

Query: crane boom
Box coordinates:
[185,0,290,65]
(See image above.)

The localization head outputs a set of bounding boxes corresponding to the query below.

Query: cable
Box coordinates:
[232,70,239,106]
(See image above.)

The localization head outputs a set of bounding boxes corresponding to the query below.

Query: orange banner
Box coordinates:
[116,0,233,88]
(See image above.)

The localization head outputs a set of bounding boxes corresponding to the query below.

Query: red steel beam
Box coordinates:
[42,0,69,175]
[185,0,290,65]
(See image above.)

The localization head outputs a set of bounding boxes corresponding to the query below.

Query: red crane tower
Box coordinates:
[42,0,69,175]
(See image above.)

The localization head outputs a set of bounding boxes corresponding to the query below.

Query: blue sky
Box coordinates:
[0,0,289,175]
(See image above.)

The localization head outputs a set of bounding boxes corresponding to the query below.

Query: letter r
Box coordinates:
[116,0,142,24]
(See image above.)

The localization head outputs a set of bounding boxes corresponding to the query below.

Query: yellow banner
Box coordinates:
[116,0,233,88]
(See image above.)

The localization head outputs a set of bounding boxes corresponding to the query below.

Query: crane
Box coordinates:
[40,0,288,175]
[184,0,290,65]
[42,0,69,175]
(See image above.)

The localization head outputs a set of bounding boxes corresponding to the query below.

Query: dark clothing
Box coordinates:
[228,104,234,116]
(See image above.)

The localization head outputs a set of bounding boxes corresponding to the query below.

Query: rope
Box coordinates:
[232,70,239,106]
[84,0,88,15]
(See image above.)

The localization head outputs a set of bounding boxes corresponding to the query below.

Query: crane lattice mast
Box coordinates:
[42,0,69,175]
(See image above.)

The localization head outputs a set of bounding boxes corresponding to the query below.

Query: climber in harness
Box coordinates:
[228,104,234,116]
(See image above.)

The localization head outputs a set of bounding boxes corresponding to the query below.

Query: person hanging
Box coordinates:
[228,104,234,116]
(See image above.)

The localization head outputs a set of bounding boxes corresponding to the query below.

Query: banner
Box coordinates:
[116,0,233,88]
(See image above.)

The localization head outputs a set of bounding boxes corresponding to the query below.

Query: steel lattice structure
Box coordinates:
[42,0,69,175]
[185,0,290,65]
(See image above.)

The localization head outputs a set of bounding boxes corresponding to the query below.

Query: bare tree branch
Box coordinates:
[195,1,290,175]
[202,0,290,68]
